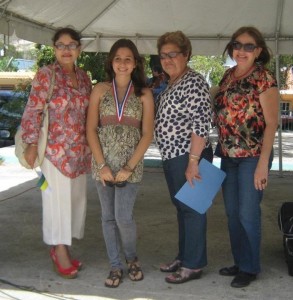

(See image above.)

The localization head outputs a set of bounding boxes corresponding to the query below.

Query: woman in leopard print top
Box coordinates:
[154,31,213,284]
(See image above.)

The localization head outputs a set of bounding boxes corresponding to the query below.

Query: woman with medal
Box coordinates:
[86,39,154,288]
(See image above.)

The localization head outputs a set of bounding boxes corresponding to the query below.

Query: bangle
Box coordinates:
[30,143,38,147]
[97,162,106,170]
[189,154,200,160]
[189,157,199,163]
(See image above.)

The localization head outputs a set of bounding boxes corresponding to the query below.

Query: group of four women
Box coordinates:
[20,25,279,289]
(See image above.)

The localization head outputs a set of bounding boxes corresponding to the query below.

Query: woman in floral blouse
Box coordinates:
[21,27,92,279]
[214,26,279,288]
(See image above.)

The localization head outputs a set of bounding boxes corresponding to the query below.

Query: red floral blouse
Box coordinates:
[214,65,277,157]
[21,62,92,178]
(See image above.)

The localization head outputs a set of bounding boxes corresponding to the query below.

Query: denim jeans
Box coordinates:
[96,181,139,270]
[162,147,213,269]
[220,154,273,274]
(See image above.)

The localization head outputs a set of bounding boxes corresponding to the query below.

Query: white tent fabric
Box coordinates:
[0,0,293,55]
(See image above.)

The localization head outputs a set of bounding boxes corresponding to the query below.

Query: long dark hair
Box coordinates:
[105,39,146,97]
[223,26,271,65]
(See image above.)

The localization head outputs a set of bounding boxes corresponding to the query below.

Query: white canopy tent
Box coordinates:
[0,0,293,55]
[0,0,292,173]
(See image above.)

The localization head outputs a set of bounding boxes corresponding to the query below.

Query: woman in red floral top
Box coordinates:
[214,27,279,288]
[21,27,92,279]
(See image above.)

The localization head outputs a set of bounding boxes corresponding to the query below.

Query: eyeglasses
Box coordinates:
[232,41,258,52]
[54,43,80,50]
[105,180,127,188]
[159,51,182,59]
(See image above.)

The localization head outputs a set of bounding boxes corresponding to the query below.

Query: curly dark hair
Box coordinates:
[105,39,146,97]
[223,26,271,65]
[52,27,81,46]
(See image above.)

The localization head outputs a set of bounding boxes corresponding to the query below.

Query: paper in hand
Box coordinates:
[175,158,226,214]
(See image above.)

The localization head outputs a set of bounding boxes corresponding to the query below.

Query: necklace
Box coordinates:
[112,78,132,122]
[168,67,189,86]
[232,64,255,80]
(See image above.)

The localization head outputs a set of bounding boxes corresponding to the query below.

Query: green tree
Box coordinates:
[267,55,293,89]
[78,52,108,83]
[189,55,226,86]
[0,43,20,71]
[35,44,55,68]
[0,56,17,71]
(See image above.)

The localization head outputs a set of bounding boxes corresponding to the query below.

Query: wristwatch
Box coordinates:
[97,162,106,170]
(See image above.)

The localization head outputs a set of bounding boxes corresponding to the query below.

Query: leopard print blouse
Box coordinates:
[155,69,212,161]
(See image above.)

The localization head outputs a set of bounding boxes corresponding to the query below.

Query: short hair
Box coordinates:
[105,39,146,96]
[52,27,81,45]
[223,26,271,65]
[157,31,192,61]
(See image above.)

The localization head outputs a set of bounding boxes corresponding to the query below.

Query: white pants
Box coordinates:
[41,158,87,246]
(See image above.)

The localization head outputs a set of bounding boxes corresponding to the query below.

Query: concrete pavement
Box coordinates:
[0,135,292,299]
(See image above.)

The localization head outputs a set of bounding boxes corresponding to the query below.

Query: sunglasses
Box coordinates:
[105,181,127,188]
[232,41,258,52]
[55,43,80,50]
[159,51,182,59]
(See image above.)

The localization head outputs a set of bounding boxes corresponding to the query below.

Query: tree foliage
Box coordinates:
[189,55,226,87]
[267,55,293,89]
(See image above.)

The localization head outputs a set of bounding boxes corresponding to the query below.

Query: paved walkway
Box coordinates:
[0,130,292,300]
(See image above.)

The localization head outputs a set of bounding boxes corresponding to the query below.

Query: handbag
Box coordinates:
[15,70,55,169]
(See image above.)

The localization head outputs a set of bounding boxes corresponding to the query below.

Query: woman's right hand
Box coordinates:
[24,145,38,169]
[99,165,115,186]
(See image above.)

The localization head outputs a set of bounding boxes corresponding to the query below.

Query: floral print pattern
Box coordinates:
[21,62,92,178]
[213,65,277,157]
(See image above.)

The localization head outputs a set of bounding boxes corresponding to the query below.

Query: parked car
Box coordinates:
[0,90,27,147]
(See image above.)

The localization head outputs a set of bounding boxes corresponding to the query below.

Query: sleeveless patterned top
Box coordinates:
[92,89,144,182]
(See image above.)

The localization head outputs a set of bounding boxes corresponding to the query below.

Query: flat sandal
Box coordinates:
[105,269,123,288]
[127,258,144,281]
[160,259,182,273]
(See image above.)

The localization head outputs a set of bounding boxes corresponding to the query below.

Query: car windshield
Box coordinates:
[0,90,27,116]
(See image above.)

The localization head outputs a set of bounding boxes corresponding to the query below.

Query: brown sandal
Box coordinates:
[165,267,202,284]
[160,259,182,272]
[127,258,144,281]
[105,269,123,288]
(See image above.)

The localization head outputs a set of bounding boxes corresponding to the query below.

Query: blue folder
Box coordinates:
[175,158,226,214]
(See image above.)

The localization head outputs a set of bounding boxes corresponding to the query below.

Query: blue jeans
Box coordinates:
[96,181,139,270]
[162,147,213,269]
[220,154,273,274]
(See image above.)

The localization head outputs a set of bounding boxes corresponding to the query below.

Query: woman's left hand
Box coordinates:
[254,163,269,191]
[185,161,201,188]
[115,167,132,183]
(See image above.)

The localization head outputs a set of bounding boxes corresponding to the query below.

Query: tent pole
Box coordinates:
[275,0,284,177]
[275,51,283,177]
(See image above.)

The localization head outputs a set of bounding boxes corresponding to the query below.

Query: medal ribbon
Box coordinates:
[112,79,133,122]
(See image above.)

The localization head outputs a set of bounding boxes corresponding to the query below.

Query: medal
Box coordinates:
[113,79,132,123]
[115,125,123,134]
